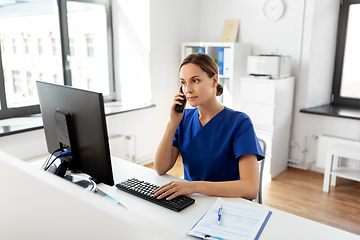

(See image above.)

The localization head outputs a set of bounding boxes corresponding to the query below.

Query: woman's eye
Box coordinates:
[193,79,199,83]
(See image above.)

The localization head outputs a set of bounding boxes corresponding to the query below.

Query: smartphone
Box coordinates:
[175,86,186,113]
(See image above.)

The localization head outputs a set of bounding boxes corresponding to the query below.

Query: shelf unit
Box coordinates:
[239,76,295,180]
[181,42,251,110]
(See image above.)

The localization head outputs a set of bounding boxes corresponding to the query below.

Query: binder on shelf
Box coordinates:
[188,197,272,240]
[198,47,205,54]
[218,48,224,75]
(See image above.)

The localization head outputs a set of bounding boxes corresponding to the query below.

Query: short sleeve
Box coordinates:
[232,116,264,161]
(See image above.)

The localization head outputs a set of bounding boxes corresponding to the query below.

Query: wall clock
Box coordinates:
[263,0,284,21]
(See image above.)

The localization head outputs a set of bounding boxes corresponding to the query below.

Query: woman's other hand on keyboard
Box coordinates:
[153,181,196,200]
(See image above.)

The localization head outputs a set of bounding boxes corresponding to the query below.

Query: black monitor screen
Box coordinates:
[37,81,114,186]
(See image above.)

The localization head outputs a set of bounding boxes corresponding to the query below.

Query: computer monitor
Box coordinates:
[36,81,114,186]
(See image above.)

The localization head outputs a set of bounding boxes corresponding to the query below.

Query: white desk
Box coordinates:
[98,157,360,240]
[1,152,359,240]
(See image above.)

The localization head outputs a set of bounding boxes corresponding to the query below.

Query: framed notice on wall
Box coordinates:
[221,19,240,42]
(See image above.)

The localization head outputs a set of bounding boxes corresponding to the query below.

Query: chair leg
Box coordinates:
[323,152,333,192]
[330,155,339,187]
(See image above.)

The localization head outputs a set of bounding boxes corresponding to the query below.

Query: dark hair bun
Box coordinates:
[216,83,223,96]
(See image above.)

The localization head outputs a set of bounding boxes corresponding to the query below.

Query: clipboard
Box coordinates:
[188,198,272,240]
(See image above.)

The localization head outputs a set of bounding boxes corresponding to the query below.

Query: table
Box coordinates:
[98,157,360,240]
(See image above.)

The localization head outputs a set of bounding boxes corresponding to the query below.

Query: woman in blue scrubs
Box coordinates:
[153,53,264,200]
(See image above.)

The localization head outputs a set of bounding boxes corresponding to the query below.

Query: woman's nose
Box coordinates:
[185,86,193,94]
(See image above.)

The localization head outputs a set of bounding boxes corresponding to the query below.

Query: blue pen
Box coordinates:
[217,206,222,225]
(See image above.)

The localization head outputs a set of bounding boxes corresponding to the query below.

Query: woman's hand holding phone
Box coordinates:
[170,86,186,125]
[175,86,186,113]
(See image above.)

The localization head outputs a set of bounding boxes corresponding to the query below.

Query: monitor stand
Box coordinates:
[64,173,97,192]
[44,158,97,192]
[53,162,97,192]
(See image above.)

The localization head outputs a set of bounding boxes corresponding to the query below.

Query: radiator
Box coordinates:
[317,135,360,170]
[109,134,136,163]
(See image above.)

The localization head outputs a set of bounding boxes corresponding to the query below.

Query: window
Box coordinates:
[24,38,29,54]
[0,0,115,119]
[51,38,57,55]
[332,0,360,107]
[87,78,94,90]
[69,38,75,56]
[86,36,94,57]
[37,38,43,55]
[12,39,16,54]
[27,71,36,96]
[12,71,21,95]
[39,73,43,82]
[66,1,113,96]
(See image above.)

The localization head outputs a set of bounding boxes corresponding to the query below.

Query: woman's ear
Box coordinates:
[213,75,218,86]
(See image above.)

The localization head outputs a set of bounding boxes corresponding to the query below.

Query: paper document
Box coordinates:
[188,198,272,240]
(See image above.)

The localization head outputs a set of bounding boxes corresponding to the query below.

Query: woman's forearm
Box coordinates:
[153,178,259,201]
[154,122,179,175]
[194,155,260,199]
[193,179,259,199]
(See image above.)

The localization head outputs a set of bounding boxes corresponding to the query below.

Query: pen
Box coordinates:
[217,206,222,225]
[204,234,223,240]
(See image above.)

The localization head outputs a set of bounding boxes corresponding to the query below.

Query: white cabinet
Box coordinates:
[181,42,251,110]
[240,77,295,179]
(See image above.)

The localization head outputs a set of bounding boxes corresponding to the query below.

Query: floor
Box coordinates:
[262,167,360,236]
[144,159,360,236]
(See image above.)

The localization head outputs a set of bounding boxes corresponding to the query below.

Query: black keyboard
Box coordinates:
[115,178,195,212]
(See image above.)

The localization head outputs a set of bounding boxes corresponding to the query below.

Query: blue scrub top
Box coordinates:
[173,107,264,182]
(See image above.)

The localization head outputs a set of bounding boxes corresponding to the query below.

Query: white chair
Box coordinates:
[323,143,360,192]
[254,138,266,204]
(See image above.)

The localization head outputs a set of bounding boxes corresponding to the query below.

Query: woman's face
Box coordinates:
[180,63,216,107]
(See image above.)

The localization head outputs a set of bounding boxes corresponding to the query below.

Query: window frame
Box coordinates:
[0,0,116,120]
[58,0,115,101]
[332,0,360,108]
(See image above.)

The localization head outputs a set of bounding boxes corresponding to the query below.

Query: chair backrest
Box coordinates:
[254,138,266,204]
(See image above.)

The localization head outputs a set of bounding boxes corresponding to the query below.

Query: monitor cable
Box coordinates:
[42,147,62,171]
[44,149,72,171]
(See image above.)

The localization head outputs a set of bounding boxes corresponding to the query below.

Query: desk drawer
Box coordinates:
[240,102,275,127]
[240,80,276,105]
